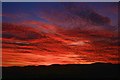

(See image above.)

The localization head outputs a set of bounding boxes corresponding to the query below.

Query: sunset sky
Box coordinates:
[2,2,119,67]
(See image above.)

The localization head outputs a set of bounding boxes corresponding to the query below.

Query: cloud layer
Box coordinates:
[2,2,119,66]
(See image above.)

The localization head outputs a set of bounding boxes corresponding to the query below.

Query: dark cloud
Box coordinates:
[63,3,111,25]
[2,23,47,40]
[88,12,111,25]
[83,50,95,53]
[2,33,15,39]
[40,2,112,29]
[17,47,35,50]
[16,50,32,53]
[2,41,34,46]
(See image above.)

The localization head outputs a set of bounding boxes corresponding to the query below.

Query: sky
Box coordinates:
[2,2,119,67]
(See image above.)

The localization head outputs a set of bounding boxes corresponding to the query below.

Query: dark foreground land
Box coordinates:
[2,63,120,80]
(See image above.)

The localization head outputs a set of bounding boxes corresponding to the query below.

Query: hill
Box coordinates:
[2,63,120,80]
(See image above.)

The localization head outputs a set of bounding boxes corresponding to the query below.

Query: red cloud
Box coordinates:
[2,21,119,67]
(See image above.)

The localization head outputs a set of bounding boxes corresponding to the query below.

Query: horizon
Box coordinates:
[2,62,116,67]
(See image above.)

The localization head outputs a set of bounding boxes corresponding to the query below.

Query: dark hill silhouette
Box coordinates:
[2,63,120,80]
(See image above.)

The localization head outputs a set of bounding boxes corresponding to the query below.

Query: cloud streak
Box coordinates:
[2,2,119,67]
